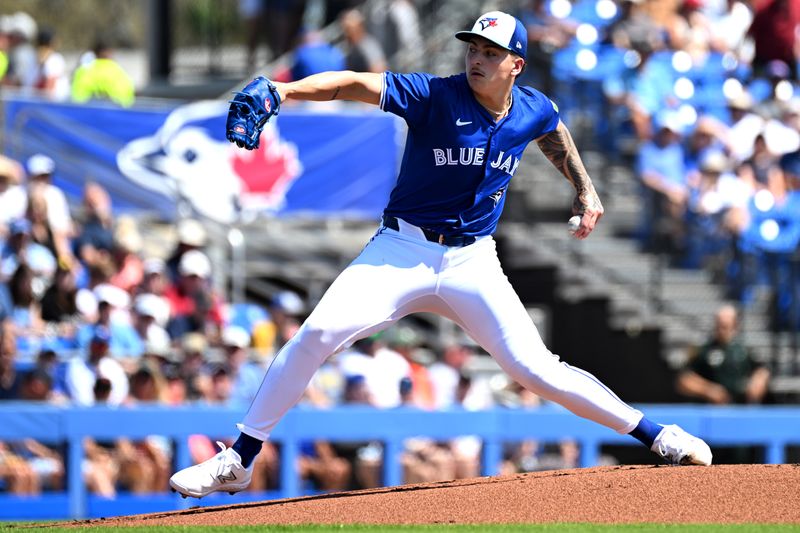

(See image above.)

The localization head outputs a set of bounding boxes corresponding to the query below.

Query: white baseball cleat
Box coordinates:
[651,424,713,466]
[169,441,253,498]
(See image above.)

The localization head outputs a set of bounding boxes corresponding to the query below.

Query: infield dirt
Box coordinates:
[62,464,800,526]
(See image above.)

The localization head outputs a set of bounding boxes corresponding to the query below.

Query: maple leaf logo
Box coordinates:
[230,124,302,211]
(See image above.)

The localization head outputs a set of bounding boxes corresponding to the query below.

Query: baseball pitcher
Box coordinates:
[170,11,711,498]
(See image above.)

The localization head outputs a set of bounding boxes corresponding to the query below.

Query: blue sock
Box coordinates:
[231,432,263,468]
[628,417,663,448]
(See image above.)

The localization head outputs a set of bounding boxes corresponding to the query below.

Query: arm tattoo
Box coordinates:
[536,124,602,213]
[330,86,341,101]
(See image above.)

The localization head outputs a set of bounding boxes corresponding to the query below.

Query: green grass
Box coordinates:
[3,524,800,532]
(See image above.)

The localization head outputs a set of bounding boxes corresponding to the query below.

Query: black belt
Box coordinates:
[382,215,476,247]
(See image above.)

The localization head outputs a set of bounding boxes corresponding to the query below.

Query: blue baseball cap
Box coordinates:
[455,11,528,61]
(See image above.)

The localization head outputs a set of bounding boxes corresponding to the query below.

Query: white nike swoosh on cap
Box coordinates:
[456,118,472,126]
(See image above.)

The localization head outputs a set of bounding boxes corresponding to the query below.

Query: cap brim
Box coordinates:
[455,31,519,56]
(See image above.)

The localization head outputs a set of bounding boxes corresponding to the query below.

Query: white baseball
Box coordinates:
[568,215,582,234]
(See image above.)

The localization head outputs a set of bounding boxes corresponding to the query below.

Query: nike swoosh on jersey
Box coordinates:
[456,118,472,126]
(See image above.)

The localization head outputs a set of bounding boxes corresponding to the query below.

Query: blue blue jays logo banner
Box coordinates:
[2,97,400,222]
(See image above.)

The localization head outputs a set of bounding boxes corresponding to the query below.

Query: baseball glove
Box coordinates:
[226,76,281,150]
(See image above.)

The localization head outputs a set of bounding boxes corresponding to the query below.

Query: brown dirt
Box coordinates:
[58,464,800,526]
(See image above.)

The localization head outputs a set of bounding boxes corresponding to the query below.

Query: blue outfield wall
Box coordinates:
[0,404,799,520]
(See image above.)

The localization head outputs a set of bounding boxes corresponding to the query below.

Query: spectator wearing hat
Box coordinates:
[636,111,689,253]
[137,258,169,296]
[164,250,224,340]
[64,326,129,406]
[336,335,409,408]
[726,91,767,164]
[134,258,171,324]
[131,293,172,369]
[2,12,37,89]
[684,150,752,268]
[220,325,263,407]
[75,284,143,361]
[132,293,170,341]
[179,332,211,401]
[166,219,207,283]
[0,155,26,236]
[0,218,56,285]
[24,154,73,239]
[263,290,305,352]
[683,116,729,176]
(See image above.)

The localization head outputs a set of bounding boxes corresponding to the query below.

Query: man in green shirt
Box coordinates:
[71,40,134,107]
[677,304,771,404]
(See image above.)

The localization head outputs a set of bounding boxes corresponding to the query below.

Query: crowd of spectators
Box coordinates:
[0,11,134,106]
[254,0,423,83]
[518,0,800,327]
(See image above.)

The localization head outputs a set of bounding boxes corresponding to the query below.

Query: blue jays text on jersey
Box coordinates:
[379,71,560,238]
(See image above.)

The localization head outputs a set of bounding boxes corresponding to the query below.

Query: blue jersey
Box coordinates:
[380,71,560,237]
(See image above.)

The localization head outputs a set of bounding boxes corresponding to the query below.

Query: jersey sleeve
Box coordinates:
[536,93,560,136]
[521,86,560,138]
[380,71,435,128]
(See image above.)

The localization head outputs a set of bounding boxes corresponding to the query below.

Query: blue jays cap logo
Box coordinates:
[478,17,498,30]
[455,11,528,61]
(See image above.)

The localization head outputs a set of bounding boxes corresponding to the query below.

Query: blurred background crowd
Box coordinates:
[0,0,798,500]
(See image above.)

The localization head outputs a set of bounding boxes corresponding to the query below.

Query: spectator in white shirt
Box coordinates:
[34,28,69,101]
[65,326,129,406]
[337,335,410,408]
[25,154,73,238]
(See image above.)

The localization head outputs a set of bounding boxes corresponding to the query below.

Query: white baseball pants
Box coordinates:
[239,219,643,440]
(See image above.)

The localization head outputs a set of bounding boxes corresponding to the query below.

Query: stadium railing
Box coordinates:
[0,403,799,520]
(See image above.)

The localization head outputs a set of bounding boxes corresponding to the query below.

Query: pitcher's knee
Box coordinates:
[292,323,347,361]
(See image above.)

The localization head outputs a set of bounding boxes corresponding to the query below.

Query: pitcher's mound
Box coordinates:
[78,464,800,526]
